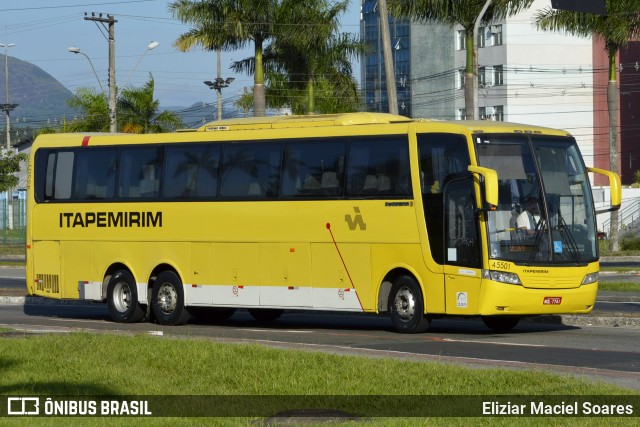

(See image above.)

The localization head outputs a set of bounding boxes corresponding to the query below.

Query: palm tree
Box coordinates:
[118,75,183,133]
[170,0,281,117]
[66,87,110,132]
[536,1,640,252]
[232,0,362,114]
[388,0,533,119]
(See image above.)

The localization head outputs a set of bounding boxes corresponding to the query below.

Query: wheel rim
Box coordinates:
[157,282,177,314]
[113,281,131,313]
[394,286,415,321]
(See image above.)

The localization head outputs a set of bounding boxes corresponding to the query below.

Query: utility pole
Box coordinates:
[0,43,17,230]
[84,13,117,133]
[378,0,398,115]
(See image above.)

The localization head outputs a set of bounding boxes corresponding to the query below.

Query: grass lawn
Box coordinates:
[599,282,640,292]
[0,333,637,426]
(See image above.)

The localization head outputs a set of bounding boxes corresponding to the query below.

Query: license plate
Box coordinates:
[543,297,562,305]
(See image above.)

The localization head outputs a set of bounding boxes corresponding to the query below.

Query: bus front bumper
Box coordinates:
[478,280,598,315]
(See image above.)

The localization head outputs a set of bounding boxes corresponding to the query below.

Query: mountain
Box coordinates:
[0,56,75,131]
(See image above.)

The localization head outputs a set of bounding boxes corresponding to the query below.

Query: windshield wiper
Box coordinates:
[555,215,582,264]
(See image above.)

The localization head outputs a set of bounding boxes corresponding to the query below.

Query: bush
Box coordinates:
[620,235,640,251]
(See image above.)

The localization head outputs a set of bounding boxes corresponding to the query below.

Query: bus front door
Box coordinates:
[443,177,482,314]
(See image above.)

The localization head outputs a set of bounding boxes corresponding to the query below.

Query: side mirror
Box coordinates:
[588,167,621,213]
[468,165,498,210]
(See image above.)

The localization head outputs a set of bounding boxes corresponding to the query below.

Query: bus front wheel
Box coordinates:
[106,270,146,323]
[482,315,520,332]
[151,271,191,326]
[388,275,430,333]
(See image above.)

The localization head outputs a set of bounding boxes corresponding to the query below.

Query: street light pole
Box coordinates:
[122,41,159,87]
[68,47,106,93]
[204,50,234,121]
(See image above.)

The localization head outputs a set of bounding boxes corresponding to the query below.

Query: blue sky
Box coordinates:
[1,0,361,108]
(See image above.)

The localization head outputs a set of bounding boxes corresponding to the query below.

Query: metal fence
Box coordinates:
[0,197,26,245]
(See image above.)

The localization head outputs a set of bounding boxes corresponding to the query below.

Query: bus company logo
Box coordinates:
[522,269,550,274]
[59,211,162,228]
[345,207,366,231]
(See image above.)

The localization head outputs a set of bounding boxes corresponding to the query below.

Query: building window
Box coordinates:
[457,108,466,120]
[493,105,504,121]
[457,30,466,50]
[490,25,503,46]
[478,67,486,87]
[493,65,504,86]
[456,69,466,89]
[477,27,485,48]
[479,107,487,120]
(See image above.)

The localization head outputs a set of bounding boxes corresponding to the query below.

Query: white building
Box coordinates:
[453,0,595,165]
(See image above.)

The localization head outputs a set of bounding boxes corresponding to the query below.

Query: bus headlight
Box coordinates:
[582,272,599,285]
[483,270,522,285]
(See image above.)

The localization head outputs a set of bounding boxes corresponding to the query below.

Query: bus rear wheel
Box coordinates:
[248,308,284,322]
[482,315,520,332]
[151,271,191,326]
[389,275,430,333]
[106,270,145,323]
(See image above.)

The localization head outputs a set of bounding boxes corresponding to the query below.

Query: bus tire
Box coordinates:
[106,270,145,323]
[151,271,190,326]
[482,315,520,332]
[389,275,430,333]
[248,308,284,322]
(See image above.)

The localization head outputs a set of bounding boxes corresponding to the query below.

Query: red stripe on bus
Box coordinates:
[82,136,91,146]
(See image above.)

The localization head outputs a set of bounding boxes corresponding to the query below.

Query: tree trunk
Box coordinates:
[253,40,266,117]
[464,30,475,120]
[306,76,315,114]
[607,51,619,252]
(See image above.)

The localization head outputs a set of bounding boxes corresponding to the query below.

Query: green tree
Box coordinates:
[170,0,282,117]
[388,0,533,119]
[0,150,27,193]
[66,76,182,133]
[232,0,362,114]
[118,75,183,133]
[536,1,640,252]
[268,0,362,114]
[66,87,110,132]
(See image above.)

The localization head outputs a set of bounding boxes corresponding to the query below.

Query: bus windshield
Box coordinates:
[476,134,597,265]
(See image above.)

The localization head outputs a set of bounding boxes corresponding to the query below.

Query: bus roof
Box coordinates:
[193,112,570,136]
[193,112,414,132]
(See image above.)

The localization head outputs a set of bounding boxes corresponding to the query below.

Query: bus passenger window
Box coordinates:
[282,140,346,197]
[73,149,117,200]
[220,143,281,198]
[118,147,163,199]
[46,151,74,200]
[346,136,410,197]
[163,144,220,199]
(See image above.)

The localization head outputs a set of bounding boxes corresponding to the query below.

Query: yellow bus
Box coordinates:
[26,113,621,333]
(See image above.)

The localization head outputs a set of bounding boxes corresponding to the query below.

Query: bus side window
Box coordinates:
[282,140,346,198]
[163,144,220,199]
[118,147,163,199]
[220,143,281,198]
[45,151,74,201]
[73,149,117,200]
[346,136,410,197]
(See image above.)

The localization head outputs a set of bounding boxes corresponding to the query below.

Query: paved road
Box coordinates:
[1,303,639,391]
